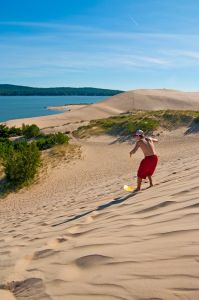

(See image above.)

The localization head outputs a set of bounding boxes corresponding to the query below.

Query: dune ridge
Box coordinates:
[4,89,199,131]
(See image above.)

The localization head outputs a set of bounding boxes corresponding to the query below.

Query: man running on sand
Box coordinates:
[130,129,158,191]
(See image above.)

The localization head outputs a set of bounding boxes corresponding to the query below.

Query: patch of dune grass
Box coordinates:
[73,110,199,138]
[73,124,106,138]
[48,144,81,161]
[41,144,81,172]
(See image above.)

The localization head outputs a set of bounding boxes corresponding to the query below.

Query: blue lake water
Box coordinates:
[0,95,108,122]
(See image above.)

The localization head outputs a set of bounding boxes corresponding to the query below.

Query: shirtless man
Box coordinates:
[130,129,158,191]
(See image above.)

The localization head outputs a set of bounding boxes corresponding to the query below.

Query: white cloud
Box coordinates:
[0,44,169,71]
[168,50,199,59]
[0,21,91,32]
[1,21,199,41]
[1,21,199,77]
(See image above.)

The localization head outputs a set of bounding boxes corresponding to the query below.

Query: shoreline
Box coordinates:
[0,103,94,125]
[47,103,91,111]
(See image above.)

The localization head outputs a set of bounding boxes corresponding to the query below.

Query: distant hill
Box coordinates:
[96,89,199,111]
[0,84,123,96]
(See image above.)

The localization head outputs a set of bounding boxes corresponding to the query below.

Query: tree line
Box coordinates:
[0,85,123,96]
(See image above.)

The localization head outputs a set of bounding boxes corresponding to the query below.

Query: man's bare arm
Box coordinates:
[151,137,158,142]
[146,137,158,143]
[130,141,140,157]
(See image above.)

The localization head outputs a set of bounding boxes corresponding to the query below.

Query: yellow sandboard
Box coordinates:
[123,185,135,192]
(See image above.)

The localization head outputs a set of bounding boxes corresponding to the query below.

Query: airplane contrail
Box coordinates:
[129,15,139,27]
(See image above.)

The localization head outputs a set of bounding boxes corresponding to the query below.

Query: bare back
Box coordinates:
[138,137,157,157]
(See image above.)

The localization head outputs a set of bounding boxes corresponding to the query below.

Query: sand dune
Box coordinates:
[96,89,199,112]
[5,89,199,131]
[0,130,199,299]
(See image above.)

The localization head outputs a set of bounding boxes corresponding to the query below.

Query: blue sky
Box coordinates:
[1,0,199,90]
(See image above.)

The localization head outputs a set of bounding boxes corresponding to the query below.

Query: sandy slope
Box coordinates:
[4,89,199,131]
[47,104,88,111]
[0,131,199,300]
[96,89,199,112]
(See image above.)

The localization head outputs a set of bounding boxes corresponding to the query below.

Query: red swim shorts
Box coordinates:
[137,155,158,179]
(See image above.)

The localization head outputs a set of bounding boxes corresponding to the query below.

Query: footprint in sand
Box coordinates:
[58,254,112,281]
[67,225,80,234]
[195,257,199,262]
[84,211,101,224]
[83,215,94,224]
[0,278,47,300]
[33,248,59,260]
[46,237,67,248]
[75,254,112,269]
[0,250,10,255]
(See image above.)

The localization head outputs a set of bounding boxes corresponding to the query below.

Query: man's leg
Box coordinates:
[136,177,142,191]
[147,155,158,188]
[148,176,153,187]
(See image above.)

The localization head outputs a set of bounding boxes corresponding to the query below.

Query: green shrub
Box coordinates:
[2,141,41,187]
[102,117,159,136]
[0,125,23,137]
[135,118,159,132]
[125,122,137,134]
[36,132,69,150]
[50,132,69,144]
[0,137,11,144]
[100,119,119,129]
[0,138,13,161]
[0,125,9,138]
[22,124,40,138]
[73,110,199,138]
[8,126,22,136]
[35,137,49,150]
[0,130,70,193]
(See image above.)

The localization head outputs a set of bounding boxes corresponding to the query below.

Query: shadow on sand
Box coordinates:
[52,191,138,227]
[0,178,13,198]
[184,120,199,135]
[108,135,133,145]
